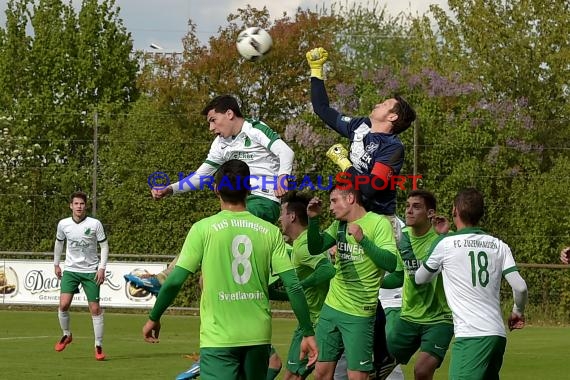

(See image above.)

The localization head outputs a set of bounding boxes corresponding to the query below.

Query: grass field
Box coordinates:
[0,309,567,379]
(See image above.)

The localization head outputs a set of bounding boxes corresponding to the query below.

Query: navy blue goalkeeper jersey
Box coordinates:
[310,78,404,215]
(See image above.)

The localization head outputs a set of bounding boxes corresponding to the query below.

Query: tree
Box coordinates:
[0,0,138,250]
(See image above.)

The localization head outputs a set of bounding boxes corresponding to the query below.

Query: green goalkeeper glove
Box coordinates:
[306,47,328,80]
[326,144,352,171]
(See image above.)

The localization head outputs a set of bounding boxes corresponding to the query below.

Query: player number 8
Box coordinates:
[231,235,253,284]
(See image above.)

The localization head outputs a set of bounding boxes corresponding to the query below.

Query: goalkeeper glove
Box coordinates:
[306,47,328,80]
[326,144,352,171]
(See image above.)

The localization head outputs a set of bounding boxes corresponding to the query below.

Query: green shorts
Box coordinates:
[246,195,280,224]
[384,307,401,336]
[60,271,100,302]
[286,326,314,377]
[387,318,453,365]
[315,304,375,372]
[200,344,271,380]
[449,336,506,380]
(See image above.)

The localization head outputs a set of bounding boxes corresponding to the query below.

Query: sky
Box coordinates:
[0,0,448,52]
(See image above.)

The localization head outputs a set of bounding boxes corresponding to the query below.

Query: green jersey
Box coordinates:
[291,230,329,323]
[176,210,293,347]
[399,227,452,324]
[324,212,397,317]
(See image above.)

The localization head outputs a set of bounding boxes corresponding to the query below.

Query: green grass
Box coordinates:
[0,309,567,379]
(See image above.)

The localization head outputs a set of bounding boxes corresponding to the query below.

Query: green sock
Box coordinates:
[266,367,281,380]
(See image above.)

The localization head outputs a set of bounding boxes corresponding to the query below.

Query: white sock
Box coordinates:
[58,310,71,336]
[92,312,104,347]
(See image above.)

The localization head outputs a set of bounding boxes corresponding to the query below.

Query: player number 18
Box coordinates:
[468,250,489,287]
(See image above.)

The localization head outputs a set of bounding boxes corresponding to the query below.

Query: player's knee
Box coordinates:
[413,359,437,380]
[269,351,282,370]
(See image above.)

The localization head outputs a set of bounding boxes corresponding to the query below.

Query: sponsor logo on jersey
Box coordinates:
[230,152,254,160]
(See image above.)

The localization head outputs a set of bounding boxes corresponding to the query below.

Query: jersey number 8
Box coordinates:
[231,235,253,284]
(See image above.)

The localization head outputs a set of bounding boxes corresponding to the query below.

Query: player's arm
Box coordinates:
[148,265,192,322]
[299,257,336,289]
[502,245,528,330]
[248,125,294,197]
[347,223,397,271]
[307,217,336,255]
[279,269,315,336]
[169,161,218,194]
[505,271,528,313]
[53,221,66,279]
[53,237,64,279]
[143,225,203,342]
[382,270,404,289]
[306,48,353,138]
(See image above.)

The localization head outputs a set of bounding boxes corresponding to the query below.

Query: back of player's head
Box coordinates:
[201,95,243,118]
[330,183,363,206]
[281,191,311,226]
[408,189,437,211]
[391,95,416,135]
[214,159,250,203]
[454,188,484,225]
[69,191,87,203]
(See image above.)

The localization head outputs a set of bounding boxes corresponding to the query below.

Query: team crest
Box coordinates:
[84,228,92,235]
[365,143,379,154]
[244,136,251,147]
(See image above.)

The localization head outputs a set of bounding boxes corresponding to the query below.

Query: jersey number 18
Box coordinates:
[468,250,489,287]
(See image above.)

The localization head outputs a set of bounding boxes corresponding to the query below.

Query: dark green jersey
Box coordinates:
[399,227,452,324]
[291,230,329,323]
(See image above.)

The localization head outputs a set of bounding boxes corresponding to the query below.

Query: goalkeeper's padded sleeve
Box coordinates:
[53,239,64,266]
[280,269,315,337]
[149,266,192,321]
[382,270,404,289]
[98,240,109,270]
[359,236,397,272]
[307,217,336,255]
[505,271,528,314]
[310,78,348,137]
[171,161,217,194]
[299,258,336,289]
[269,139,294,177]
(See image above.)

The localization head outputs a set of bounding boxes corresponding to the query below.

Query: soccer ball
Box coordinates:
[236,27,273,61]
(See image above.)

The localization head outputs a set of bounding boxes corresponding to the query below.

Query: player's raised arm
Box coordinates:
[306,197,336,255]
[306,47,352,138]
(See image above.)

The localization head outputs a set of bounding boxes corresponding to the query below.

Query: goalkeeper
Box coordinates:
[306,47,416,380]
[306,47,416,219]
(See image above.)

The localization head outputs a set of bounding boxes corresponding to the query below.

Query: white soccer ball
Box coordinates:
[236,27,273,61]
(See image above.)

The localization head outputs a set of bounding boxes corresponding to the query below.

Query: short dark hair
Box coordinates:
[454,188,484,226]
[391,95,416,134]
[69,191,87,203]
[201,95,243,118]
[330,183,363,206]
[408,189,436,211]
[282,191,311,226]
[214,159,250,203]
